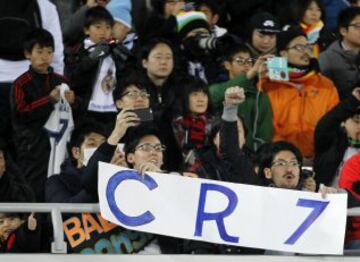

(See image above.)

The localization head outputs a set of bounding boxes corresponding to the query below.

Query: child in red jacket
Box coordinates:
[0,213,41,253]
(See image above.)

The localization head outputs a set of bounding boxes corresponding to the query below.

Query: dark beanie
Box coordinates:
[249,12,280,34]
[276,26,306,52]
[176,11,209,40]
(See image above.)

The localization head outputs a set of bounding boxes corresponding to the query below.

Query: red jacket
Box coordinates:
[339,152,360,241]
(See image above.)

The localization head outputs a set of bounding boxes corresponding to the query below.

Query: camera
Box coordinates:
[267,57,289,81]
[88,39,131,62]
[301,167,314,179]
[194,33,219,50]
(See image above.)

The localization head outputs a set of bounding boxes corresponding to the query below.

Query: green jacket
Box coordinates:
[209,73,273,152]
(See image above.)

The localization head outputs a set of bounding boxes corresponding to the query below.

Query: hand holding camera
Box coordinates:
[267,57,289,81]
[88,41,110,60]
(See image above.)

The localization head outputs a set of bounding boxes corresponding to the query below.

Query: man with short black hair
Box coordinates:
[195,0,227,37]
[319,7,360,99]
[257,141,303,189]
[261,26,339,159]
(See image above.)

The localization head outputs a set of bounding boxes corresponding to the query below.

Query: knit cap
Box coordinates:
[176,11,209,40]
[276,26,306,52]
[106,0,132,29]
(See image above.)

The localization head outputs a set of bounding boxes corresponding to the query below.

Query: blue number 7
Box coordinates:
[284,199,329,245]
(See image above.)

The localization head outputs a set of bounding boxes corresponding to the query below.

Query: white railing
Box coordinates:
[0,203,359,254]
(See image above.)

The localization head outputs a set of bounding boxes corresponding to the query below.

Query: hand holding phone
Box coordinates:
[132,108,154,122]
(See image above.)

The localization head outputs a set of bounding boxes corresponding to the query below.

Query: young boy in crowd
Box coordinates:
[195,0,227,37]
[106,0,136,49]
[68,6,132,125]
[11,28,74,202]
[209,43,273,152]
[0,213,42,253]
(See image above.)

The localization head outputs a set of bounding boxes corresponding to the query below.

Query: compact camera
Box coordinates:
[267,57,289,81]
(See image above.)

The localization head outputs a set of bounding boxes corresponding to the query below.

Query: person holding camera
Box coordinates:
[175,10,224,84]
[259,26,339,161]
[67,6,133,125]
[209,43,273,152]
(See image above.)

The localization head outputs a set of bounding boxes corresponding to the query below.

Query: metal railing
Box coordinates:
[0,203,359,254]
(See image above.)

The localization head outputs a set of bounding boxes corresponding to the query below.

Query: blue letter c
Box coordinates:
[106,170,158,227]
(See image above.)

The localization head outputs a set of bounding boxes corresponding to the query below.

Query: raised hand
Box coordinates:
[224,86,245,106]
[27,213,37,231]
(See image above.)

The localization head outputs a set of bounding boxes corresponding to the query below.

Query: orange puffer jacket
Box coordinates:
[260,73,339,157]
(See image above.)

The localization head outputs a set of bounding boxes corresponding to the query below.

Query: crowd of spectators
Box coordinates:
[1,0,360,255]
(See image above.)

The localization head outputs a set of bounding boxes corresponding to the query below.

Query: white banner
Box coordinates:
[98,163,347,255]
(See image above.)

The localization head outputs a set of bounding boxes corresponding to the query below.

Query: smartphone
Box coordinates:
[267,57,289,81]
[132,108,153,122]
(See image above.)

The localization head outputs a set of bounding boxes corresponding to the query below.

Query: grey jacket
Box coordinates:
[319,40,360,99]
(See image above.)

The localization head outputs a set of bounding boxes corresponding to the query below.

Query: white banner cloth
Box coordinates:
[98,163,347,255]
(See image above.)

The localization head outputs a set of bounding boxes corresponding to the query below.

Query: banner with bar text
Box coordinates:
[98,163,347,255]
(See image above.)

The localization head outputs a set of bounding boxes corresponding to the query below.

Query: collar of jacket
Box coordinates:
[330,40,359,63]
[245,42,276,58]
[28,65,54,76]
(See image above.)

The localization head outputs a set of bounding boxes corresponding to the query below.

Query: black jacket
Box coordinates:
[45,159,93,203]
[314,94,360,186]
[144,74,184,172]
[67,41,135,124]
[194,121,261,185]
[184,119,263,254]
[11,66,67,201]
[0,221,42,253]
[0,155,35,202]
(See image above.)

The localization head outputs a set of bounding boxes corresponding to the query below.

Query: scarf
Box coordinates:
[300,20,324,58]
[348,137,360,148]
[288,63,315,80]
[180,114,208,150]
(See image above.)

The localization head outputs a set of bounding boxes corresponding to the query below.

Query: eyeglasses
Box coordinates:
[286,44,313,53]
[122,91,150,99]
[135,143,166,153]
[232,57,255,65]
[271,160,300,169]
[349,23,360,30]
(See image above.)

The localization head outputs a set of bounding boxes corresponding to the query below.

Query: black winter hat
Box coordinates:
[249,12,280,34]
[276,26,306,52]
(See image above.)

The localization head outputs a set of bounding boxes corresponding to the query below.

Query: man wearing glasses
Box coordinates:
[209,43,273,152]
[257,141,305,190]
[319,7,360,99]
[260,26,339,163]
